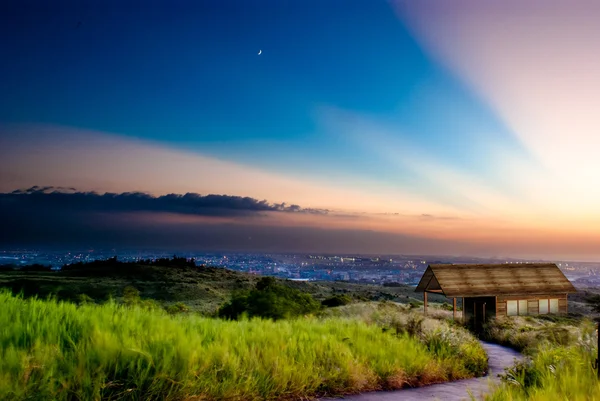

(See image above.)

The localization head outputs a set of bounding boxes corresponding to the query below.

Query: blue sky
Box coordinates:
[0,0,522,188]
[2,0,599,259]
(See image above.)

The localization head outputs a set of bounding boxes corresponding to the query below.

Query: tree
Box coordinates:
[218,277,320,320]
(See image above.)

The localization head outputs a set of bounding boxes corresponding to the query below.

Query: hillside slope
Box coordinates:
[0,259,444,314]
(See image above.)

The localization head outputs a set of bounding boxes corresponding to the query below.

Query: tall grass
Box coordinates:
[482,315,586,354]
[320,302,488,378]
[486,316,600,400]
[0,292,485,400]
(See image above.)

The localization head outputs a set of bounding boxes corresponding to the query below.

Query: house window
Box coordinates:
[507,300,529,316]
[539,299,549,314]
[507,300,518,316]
[518,300,528,315]
[550,299,559,313]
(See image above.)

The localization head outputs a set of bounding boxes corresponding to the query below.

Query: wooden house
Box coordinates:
[415,263,577,329]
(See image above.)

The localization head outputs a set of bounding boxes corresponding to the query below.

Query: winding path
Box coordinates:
[322,342,523,401]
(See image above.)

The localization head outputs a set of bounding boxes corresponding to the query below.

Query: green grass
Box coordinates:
[320,302,488,377]
[0,291,486,401]
[484,316,600,400]
[0,261,445,315]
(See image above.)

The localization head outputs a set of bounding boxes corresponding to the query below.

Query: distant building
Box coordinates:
[415,263,577,330]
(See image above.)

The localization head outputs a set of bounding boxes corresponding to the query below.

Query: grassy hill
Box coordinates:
[0,272,486,401]
[0,258,445,314]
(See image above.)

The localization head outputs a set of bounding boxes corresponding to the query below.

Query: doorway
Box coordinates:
[473,301,487,333]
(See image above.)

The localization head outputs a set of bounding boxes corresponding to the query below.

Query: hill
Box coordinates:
[0,258,445,314]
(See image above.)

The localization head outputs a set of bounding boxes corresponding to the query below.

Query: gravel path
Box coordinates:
[321,341,523,401]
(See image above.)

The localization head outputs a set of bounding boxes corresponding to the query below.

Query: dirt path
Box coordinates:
[321,341,523,401]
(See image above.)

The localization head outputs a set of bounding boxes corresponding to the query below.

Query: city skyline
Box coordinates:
[2,1,600,260]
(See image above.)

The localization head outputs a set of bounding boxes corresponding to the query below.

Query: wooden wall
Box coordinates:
[496,294,568,317]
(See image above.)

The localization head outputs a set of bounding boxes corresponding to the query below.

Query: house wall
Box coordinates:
[496,294,568,317]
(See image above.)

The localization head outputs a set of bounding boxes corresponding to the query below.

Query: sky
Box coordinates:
[1,0,600,260]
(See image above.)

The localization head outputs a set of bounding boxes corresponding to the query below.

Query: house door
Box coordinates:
[473,302,487,332]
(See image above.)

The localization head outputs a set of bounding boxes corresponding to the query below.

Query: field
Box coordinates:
[0,260,446,315]
[0,291,486,401]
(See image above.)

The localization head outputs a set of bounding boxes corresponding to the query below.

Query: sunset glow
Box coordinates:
[2,1,600,260]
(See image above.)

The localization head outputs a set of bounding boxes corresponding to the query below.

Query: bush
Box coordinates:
[165,302,190,315]
[77,294,95,305]
[122,285,141,306]
[409,301,423,309]
[322,295,352,308]
[218,277,321,320]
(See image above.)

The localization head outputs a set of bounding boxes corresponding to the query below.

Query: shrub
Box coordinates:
[322,295,352,308]
[77,294,95,305]
[218,277,321,320]
[165,302,190,315]
[409,301,423,309]
[122,285,141,306]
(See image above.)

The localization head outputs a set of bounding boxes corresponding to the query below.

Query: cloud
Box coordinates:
[1,187,329,217]
[0,123,454,216]
[2,185,600,259]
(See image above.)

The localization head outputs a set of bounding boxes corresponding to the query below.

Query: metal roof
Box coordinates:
[415,263,577,297]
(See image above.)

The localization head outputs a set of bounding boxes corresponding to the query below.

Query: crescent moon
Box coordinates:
[258,50,262,55]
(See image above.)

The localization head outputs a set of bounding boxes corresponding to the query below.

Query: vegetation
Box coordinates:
[217,276,321,320]
[321,302,488,377]
[0,259,490,400]
[484,315,600,400]
[0,257,444,315]
[321,294,353,308]
[0,291,486,401]
[482,314,587,354]
[586,294,600,314]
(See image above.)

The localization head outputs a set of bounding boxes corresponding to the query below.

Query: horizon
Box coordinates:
[2,246,598,265]
[2,1,600,261]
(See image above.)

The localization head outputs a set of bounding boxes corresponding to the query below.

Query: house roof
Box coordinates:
[415,263,576,297]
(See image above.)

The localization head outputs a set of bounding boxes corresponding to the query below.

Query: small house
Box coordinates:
[415,263,577,329]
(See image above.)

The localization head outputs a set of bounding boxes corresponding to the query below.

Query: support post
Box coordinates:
[462,297,465,320]
[483,302,486,322]
[424,291,428,315]
[453,297,457,320]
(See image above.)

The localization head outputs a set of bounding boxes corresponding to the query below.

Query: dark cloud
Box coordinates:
[0,206,469,255]
[1,186,329,217]
[0,186,475,255]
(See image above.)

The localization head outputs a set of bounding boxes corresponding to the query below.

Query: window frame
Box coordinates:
[549,299,559,313]
[518,299,528,315]
[539,298,549,314]
[506,300,518,316]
